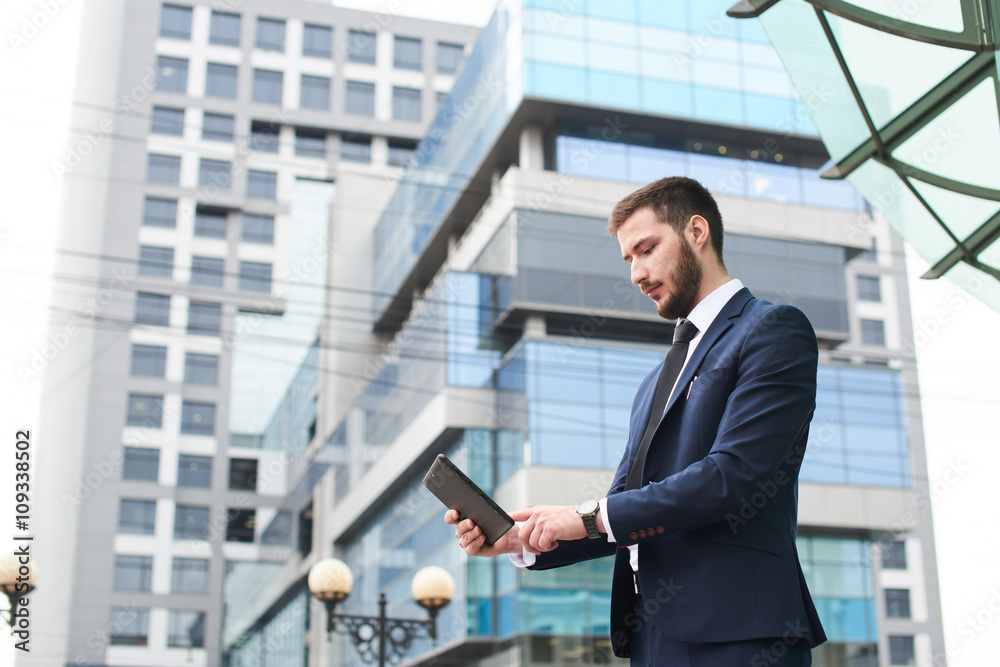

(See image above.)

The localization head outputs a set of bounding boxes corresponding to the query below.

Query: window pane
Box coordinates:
[239,261,272,292]
[885,589,911,618]
[194,208,227,238]
[253,69,282,104]
[247,170,277,199]
[387,139,417,167]
[242,213,274,244]
[130,344,167,377]
[883,540,907,569]
[123,447,159,480]
[188,302,221,336]
[202,112,234,141]
[394,36,421,70]
[206,63,238,98]
[160,4,192,39]
[172,558,209,593]
[147,154,181,184]
[115,555,153,591]
[190,256,224,287]
[347,29,376,64]
[175,504,210,539]
[861,318,885,346]
[226,508,255,542]
[256,17,285,52]
[229,458,258,490]
[303,24,332,58]
[209,11,240,46]
[151,106,184,136]
[295,129,325,158]
[119,499,156,534]
[857,275,881,302]
[143,197,177,228]
[392,86,421,121]
[181,401,215,435]
[168,611,206,648]
[436,41,464,74]
[250,121,280,153]
[110,608,149,646]
[126,395,164,429]
[184,353,218,385]
[889,635,915,665]
[341,135,371,163]
[252,69,283,104]
[139,245,173,277]
[135,292,170,326]
[178,454,212,487]
[198,158,231,189]
[156,56,188,92]
[345,81,375,116]
[299,75,330,110]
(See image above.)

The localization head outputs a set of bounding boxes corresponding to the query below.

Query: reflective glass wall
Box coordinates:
[802,367,911,488]
[340,430,497,667]
[482,209,851,336]
[555,132,867,212]
[797,536,878,666]
[523,0,817,134]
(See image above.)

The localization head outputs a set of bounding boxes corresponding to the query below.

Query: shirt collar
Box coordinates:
[682,279,744,336]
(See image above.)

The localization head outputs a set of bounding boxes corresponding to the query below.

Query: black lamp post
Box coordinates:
[0,555,35,634]
[307,558,454,667]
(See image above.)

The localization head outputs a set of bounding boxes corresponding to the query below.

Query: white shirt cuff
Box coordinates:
[507,522,536,567]
[599,497,616,543]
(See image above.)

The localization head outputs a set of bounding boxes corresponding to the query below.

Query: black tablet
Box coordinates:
[423,454,515,546]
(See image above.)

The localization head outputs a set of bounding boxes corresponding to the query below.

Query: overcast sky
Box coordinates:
[1,1,997,665]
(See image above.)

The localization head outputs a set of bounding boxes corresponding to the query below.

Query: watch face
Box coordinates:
[578,499,599,515]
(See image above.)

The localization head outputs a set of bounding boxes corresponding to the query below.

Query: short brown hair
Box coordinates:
[608,176,725,265]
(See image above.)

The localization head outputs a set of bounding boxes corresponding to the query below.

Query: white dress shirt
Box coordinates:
[511,279,744,570]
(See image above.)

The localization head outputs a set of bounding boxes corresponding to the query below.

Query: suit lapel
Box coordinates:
[658,288,753,422]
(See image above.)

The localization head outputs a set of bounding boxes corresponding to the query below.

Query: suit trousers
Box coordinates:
[629,595,812,667]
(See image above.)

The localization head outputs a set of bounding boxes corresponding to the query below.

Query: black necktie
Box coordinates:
[624,320,700,491]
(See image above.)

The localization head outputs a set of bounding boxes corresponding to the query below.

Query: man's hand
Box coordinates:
[445,509,523,557]
[510,505,593,555]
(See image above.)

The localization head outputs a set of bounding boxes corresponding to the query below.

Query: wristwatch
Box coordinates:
[577,499,601,540]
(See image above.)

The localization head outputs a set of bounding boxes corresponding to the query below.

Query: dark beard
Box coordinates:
[657,237,702,320]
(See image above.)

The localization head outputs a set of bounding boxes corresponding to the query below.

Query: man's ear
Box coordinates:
[687,215,711,251]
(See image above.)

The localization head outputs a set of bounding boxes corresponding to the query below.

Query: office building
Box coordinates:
[30,1,476,666]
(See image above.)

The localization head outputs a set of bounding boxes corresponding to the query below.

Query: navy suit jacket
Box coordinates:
[529,288,827,658]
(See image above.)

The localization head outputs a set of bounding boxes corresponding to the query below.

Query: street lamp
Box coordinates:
[0,555,35,633]
[308,558,454,666]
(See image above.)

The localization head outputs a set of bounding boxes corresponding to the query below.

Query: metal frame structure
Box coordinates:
[728,0,1000,287]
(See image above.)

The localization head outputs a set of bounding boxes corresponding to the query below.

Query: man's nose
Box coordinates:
[631,261,646,285]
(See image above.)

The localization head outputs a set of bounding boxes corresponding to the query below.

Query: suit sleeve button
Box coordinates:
[638,530,647,538]
[656,526,665,534]
[630,532,638,540]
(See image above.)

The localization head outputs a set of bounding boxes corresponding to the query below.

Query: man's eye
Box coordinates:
[643,246,654,255]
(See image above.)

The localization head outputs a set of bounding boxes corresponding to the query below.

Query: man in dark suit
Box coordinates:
[447,177,826,665]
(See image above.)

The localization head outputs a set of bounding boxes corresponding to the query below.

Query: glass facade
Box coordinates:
[229,179,330,472]
[555,132,866,212]
[370,0,841,324]
[372,1,524,320]
[225,587,307,667]
[339,430,491,666]
[522,0,815,134]
[801,366,910,488]
[797,536,876,644]
[497,340,660,476]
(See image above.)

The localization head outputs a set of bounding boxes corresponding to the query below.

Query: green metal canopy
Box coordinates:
[729,0,1000,311]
